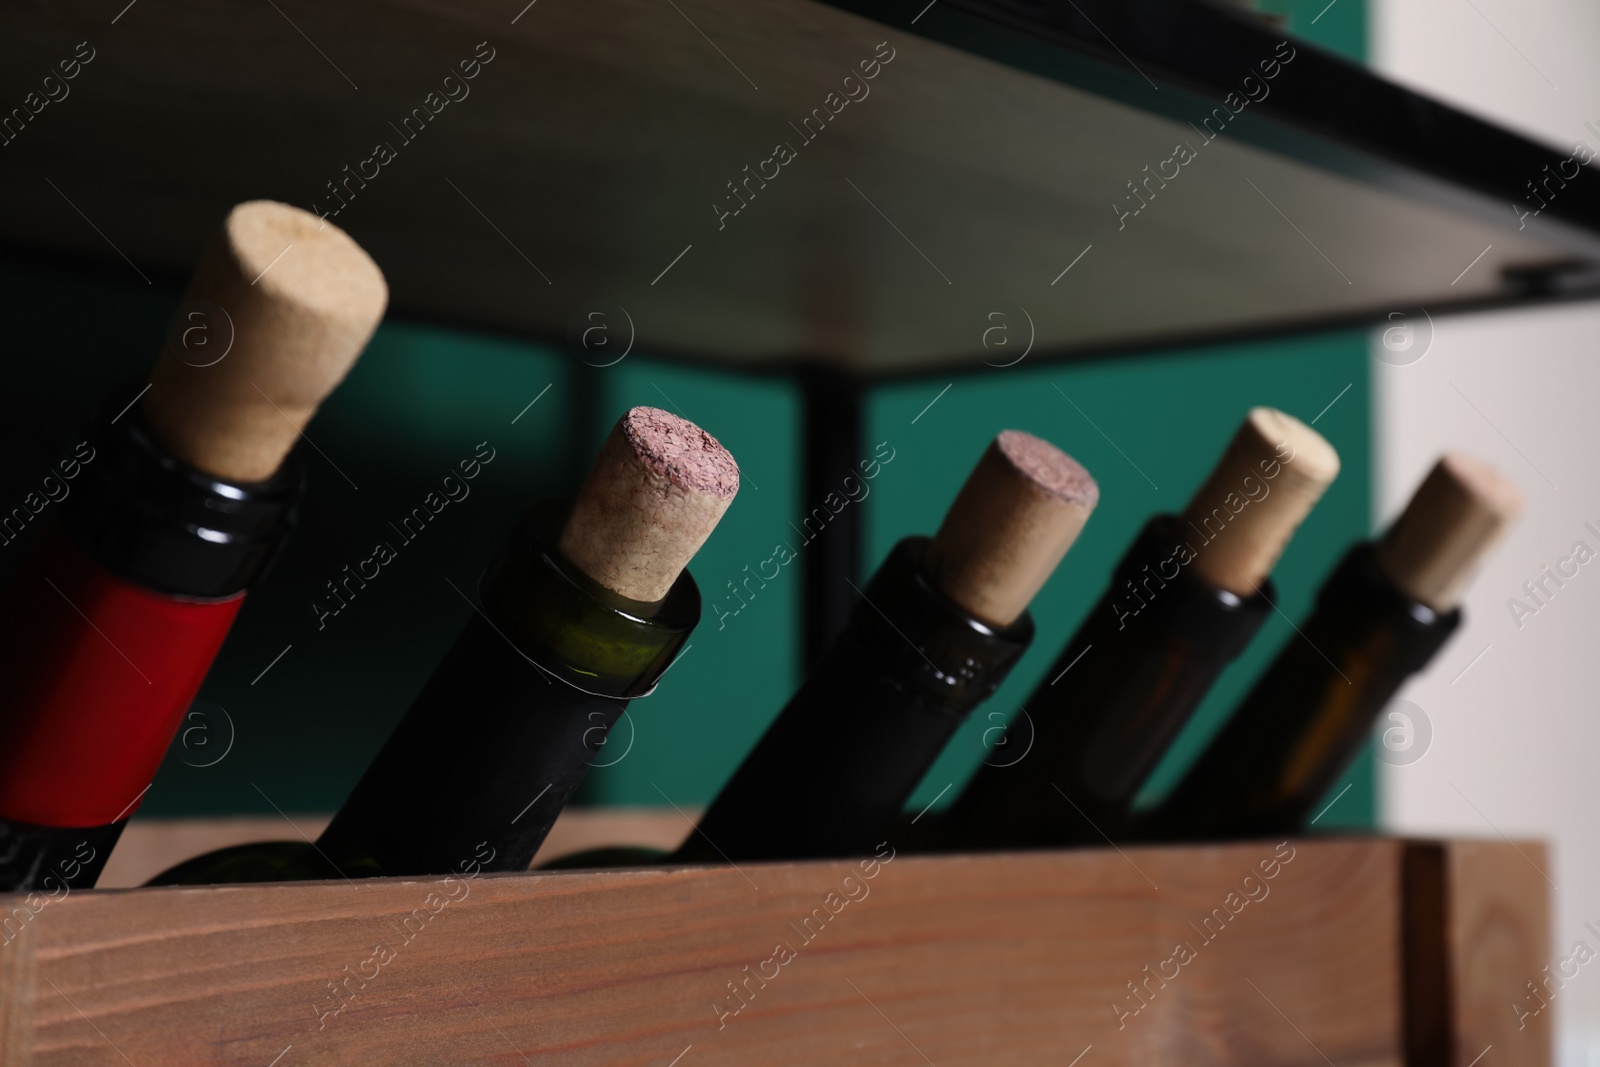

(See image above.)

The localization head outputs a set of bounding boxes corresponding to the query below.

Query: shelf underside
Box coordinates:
[3,0,1598,374]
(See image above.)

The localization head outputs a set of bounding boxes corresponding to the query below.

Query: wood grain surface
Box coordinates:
[1445,839,1553,1067]
[0,832,1548,1066]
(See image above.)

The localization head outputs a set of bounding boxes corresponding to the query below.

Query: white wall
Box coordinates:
[1372,0,1600,1059]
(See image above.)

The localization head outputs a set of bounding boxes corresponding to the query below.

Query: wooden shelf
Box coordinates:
[0,822,1551,1065]
[0,8,1568,1061]
[3,0,1598,374]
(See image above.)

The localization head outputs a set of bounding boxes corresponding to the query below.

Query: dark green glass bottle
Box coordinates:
[669,430,1097,865]
[149,499,700,885]
[674,535,1035,863]
[151,406,737,886]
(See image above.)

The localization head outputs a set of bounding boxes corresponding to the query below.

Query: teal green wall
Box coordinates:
[1267,0,1365,65]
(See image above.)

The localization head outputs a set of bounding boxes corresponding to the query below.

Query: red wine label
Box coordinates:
[0,526,243,827]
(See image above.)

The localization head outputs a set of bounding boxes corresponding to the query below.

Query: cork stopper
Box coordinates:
[1373,453,1523,612]
[1181,408,1341,596]
[142,201,388,483]
[558,407,740,602]
[923,430,1099,628]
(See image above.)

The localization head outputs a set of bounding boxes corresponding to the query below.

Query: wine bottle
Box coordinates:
[937,408,1340,851]
[672,430,1099,864]
[0,202,386,893]
[1146,453,1521,840]
[149,406,739,884]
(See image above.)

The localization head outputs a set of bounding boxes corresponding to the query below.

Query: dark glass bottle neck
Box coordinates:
[478,499,699,698]
[940,513,1273,850]
[1147,541,1461,841]
[848,535,1035,710]
[677,536,1032,863]
[316,499,699,878]
[58,379,303,598]
[1106,513,1275,653]
[0,381,305,891]
[1315,542,1460,670]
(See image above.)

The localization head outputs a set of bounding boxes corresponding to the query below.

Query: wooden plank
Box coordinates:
[7,833,1554,1065]
[1153,838,1402,1066]
[0,885,36,1067]
[1442,839,1553,1067]
[11,838,1405,1066]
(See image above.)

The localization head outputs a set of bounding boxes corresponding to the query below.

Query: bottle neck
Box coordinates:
[0,383,301,861]
[679,536,1033,863]
[1259,542,1460,810]
[1155,540,1462,840]
[1315,542,1461,671]
[59,378,303,598]
[479,499,700,697]
[1104,513,1276,654]
[847,535,1035,710]
[943,514,1274,849]
[318,499,699,878]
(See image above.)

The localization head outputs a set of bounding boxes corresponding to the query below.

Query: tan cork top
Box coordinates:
[923,430,1099,627]
[142,201,388,483]
[1374,452,1523,611]
[558,407,740,602]
[1181,407,1341,596]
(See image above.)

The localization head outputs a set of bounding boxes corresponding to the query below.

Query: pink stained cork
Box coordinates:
[923,430,1100,628]
[558,407,740,602]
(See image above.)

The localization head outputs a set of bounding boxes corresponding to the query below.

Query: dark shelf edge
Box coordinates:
[825,0,1600,258]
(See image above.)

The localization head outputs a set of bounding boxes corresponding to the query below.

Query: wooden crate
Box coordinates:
[0,815,1550,1066]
